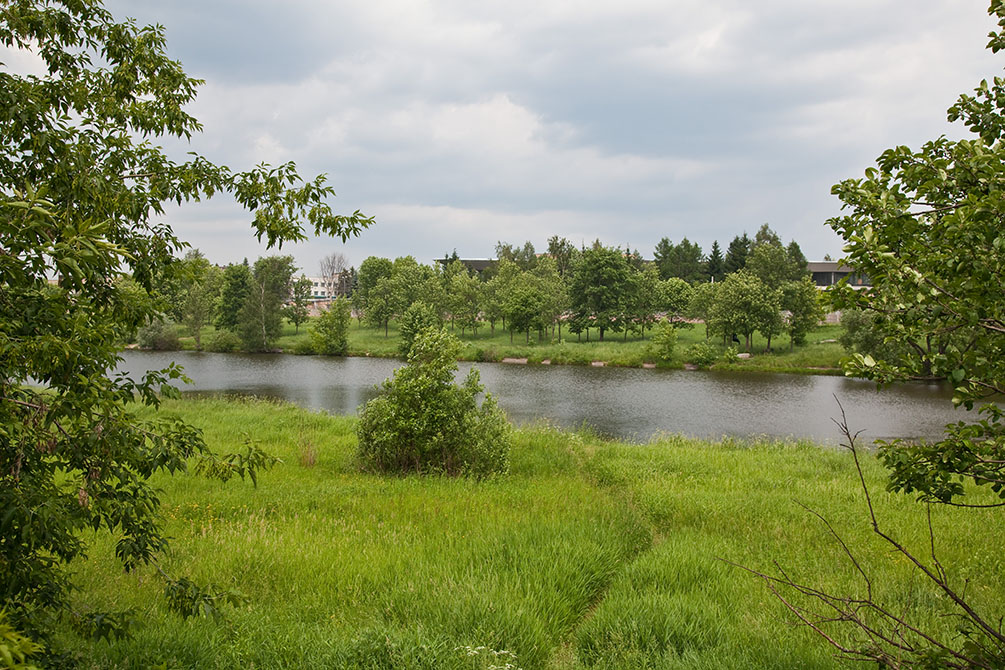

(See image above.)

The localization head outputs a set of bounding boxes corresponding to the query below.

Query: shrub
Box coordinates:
[311,298,351,355]
[0,610,42,670]
[289,338,316,355]
[684,341,718,368]
[357,327,510,477]
[649,322,678,363]
[206,330,242,353]
[398,301,439,356]
[720,346,740,364]
[136,319,180,350]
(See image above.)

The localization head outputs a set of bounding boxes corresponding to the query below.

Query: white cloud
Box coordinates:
[75,0,1005,268]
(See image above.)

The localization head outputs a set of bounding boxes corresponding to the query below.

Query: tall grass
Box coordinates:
[60,398,1004,668]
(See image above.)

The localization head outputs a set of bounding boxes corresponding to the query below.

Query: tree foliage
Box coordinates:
[708,271,779,351]
[311,297,352,356]
[398,301,439,356]
[758,3,1005,666]
[356,328,510,477]
[238,255,296,352]
[569,244,633,341]
[284,276,313,334]
[215,261,252,331]
[0,0,370,644]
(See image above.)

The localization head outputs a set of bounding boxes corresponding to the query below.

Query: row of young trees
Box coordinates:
[152,251,349,353]
[491,225,810,285]
[353,225,822,349]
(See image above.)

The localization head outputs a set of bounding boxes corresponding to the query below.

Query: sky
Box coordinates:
[45,2,1005,272]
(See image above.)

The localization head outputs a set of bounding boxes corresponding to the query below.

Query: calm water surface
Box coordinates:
[117,350,970,444]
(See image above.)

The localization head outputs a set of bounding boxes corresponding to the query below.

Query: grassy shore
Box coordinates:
[63,397,1003,669]
[179,320,846,374]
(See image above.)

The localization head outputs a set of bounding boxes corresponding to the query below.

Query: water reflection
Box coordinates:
[117,351,972,444]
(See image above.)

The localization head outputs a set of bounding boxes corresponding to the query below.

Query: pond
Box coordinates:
[116,351,974,445]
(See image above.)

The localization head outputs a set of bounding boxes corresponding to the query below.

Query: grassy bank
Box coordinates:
[62,398,1003,669]
[177,320,846,374]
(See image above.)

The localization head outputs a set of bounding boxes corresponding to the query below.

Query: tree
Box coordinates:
[785,241,809,279]
[365,276,396,337]
[745,241,792,288]
[705,240,725,282]
[688,281,719,339]
[533,256,568,339]
[503,272,545,343]
[0,0,371,644]
[753,223,781,248]
[319,251,349,298]
[448,269,482,336]
[356,328,510,477]
[667,238,705,284]
[284,275,312,334]
[660,277,694,329]
[175,249,222,350]
[546,235,577,278]
[238,255,296,352]
[723,233,751,274]
[495,240,537,271]
[627,264,661,338]
[216,261,252,331]
[568,244,634,341]
[388,255,429,317]
[754,4,1005,665]
[483,258,521,334]
[398,301,439,356]
[181,264,222,350]
[708,270,778,351]
[779,278,823,349]
[653,237,674,280]
[828,49,1005,497]
[310,298,352,355]
[352,256,393,323]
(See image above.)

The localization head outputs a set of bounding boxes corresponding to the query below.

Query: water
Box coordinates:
[116,350,974,444]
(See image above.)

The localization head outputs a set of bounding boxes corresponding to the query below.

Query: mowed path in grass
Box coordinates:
[65,398,1005,669]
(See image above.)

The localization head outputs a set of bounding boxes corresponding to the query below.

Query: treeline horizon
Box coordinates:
[152,223,824,354]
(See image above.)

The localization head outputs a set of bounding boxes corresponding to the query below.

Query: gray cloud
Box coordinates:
[98,0,1004,273]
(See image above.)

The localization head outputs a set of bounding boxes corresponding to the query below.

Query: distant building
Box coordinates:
[299,273,354,301]
[807,261,870,288]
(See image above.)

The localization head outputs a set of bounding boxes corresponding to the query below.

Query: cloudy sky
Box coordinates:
[101,0,1001,273]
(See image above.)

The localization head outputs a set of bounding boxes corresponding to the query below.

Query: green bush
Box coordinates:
[684,341,718,368]
[289,338,316,355]
[649,322,678,363]
[136,319,180,350]
[357,327,510,477]
[0,610,42,670]
[206,330,242,353]
[720,346,740,364]
[311,298,351,355]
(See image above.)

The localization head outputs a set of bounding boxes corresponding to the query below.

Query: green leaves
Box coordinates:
[357,328,511,478]
[1,0,370,647]
[826,2,1005,507]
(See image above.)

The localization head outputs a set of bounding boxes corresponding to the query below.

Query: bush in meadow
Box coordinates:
[357,327,510,477]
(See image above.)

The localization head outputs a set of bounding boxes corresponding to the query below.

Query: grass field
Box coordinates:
[177,319,847,374]
[60,397,1004,669]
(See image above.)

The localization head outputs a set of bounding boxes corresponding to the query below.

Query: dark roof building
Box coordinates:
[808,261,870,288]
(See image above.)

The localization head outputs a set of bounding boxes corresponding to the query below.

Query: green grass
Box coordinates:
[176,320,846,374]
[60,398,1004,669]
